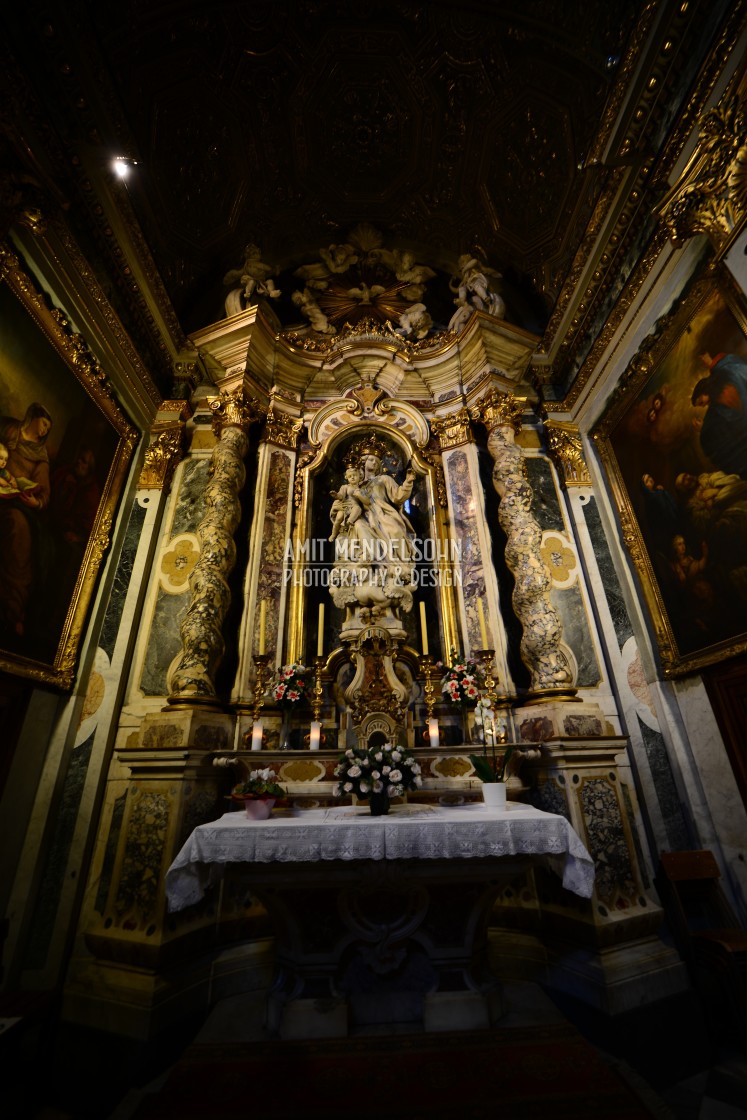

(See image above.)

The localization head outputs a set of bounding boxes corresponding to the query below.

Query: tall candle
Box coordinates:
[477,597,489,650]
[309,720,321,751]
[258,599,267,655]
[428,717,439,750]
[250,720,263,752]
[419,601,428,655]
[317,602,325,657]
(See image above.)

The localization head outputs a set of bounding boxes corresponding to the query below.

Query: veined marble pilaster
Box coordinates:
[438,420,512,690]
[233,407,300,708]
[167,389,257,706]
[472,390,574,694]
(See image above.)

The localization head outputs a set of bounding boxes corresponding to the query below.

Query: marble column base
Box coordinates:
[137,708,235,751]
[514,700,607,743]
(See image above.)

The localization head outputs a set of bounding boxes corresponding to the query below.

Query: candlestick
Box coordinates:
[250,720,263,751]
[428,717,440,750]
[309,720,321,751]
[419,601,428,655]
[258,599,267,656]
[317,602,325,658]
[252,653,270,723]
[477,597,489,651]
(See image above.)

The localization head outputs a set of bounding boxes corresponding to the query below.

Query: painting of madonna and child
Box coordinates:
[0,272,132,685]
[599,277,747,672]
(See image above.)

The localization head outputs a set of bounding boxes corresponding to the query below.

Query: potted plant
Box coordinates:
[334,742,423,816]
[469,703,513,810]
[231,767,286,820]
[271,663,309,748]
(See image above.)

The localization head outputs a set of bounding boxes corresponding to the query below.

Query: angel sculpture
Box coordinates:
[223,244,281,316]
[397,303,433,340]
[450,253,505,319]
[392,250,436,302]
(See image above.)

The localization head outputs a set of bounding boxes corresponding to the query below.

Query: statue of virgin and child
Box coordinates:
[328,435,417,636]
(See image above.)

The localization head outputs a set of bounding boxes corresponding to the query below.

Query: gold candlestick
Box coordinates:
[252,654,270,723]
[476,648,497,705]
[420,654,441,744]
[304,655,327,748]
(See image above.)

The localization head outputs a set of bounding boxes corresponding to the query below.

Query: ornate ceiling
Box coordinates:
[0,0,743,402]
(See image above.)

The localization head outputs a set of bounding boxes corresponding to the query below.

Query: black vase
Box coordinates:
[369,791,390,816]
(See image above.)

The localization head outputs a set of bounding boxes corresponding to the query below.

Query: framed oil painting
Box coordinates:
[594,264,747,677]
[0,245,137,688]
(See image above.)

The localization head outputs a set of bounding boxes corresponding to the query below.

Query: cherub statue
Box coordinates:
[223,243,281,315]
[392,250,436,302]
[397,303,433,340]
[319,243,359,275]
[448,297,473,334]
[291,287,336,334]
[449,253,505,319]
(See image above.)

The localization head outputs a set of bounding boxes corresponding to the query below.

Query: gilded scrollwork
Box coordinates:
[545,422,591,487]
[138,427,185,492]
[469,387,524,434]
[263,405,304,450]
[430,408,472,450]
[657,88,747,253]
[209,387,263,436]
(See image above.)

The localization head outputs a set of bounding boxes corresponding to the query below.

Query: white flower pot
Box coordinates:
[481,783,507,811]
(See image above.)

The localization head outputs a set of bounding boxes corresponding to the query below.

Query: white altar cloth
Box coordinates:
[166,802,594,912]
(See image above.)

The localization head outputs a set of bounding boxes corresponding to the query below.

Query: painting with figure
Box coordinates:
[594,267,747,676]
[0,250,135,687]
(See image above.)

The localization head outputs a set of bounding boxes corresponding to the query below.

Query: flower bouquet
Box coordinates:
[334,742,423,815]
[440,655,482,707]
[271,663,309,707]
[231,767,286,819]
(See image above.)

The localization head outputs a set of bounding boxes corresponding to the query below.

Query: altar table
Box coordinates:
[166,803,594,1037]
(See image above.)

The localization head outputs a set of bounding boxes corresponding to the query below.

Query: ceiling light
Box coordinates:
[111,156,138,179]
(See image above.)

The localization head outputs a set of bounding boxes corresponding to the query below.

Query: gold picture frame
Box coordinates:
[594,262,747,677]
[0,244,137,688]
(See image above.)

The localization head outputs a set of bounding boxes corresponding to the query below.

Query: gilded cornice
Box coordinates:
[430,408,473,450]
[544,422,591,487]
[469,388,524,434]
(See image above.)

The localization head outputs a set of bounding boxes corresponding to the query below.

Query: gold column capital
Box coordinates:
[545,421,591,488]
[470,388,525,434]
[210,387,263,436]
[430,408,473,450]
[263,405,304,450]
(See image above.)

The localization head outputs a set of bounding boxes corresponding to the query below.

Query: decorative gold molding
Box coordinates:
[545,422,591,487]
[430,408,472,450]
[137,426,185,491]
[263,405,304,450]
[421,446,448,508]
[657,81,747,255]
[469,387,524,434]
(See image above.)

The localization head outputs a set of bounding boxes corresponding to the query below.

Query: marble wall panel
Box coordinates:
[95,791,128,914]
[22,731,95,969]
[99,499,148,659]
[140,591,185,696]
[444,448,485,655]
[638,716,692,851]
[580,496,634,649]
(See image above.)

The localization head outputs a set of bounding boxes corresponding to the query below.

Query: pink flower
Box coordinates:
[287,689,300,702]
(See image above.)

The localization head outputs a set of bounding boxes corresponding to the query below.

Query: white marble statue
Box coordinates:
[392,250,436,302]
[291,286,336,334]
[396,302,433,340]
[329,438,417,634]
[450,253,505,319]
[223,243,281,316]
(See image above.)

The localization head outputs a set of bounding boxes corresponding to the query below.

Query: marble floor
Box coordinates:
[5,979,745,1119]
[100,982,746,1120]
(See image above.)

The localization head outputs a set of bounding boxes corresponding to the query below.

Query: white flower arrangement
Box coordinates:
[231,767,286,800]
[334,742,423,801]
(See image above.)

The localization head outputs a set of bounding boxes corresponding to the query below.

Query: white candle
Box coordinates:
[428,717,439,750]
[477,597,489,650]
[317,602,325,657]
[250,720,263,751]
[258,599,267,656]
[309,720,321,751]
[419,601,428,655]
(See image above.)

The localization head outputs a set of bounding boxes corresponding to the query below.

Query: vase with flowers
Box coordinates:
[231,767,286,820]
[334,742,423,815]
[440,654,482,742]
[271,663,309,749]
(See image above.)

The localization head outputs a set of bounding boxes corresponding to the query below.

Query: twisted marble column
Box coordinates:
[167,389,257,705]
[472,390,574,694]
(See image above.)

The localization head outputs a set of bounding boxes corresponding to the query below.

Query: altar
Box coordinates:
[166,802,594,1037]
